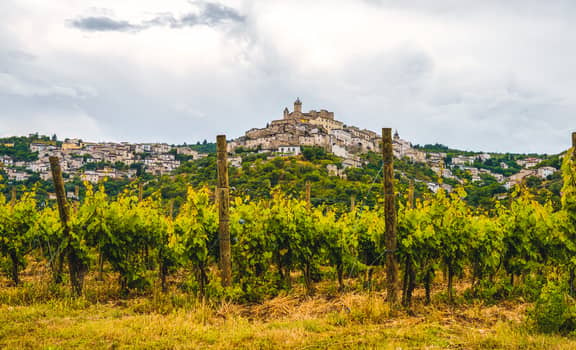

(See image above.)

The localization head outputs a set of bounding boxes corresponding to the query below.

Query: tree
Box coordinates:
[35,206,66,283]
[430,188,470,303]
[320,208,358,291]
[0,191,37,285]
[560,145,576,295]
[174,187,217,297]
[230,197,274,301]
[501,187,550,287]
[398,198,433,306]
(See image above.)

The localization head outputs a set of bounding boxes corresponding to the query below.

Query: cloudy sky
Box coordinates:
[0,0,574,153]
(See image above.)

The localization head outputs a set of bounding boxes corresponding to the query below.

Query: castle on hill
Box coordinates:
[229,99,390,167]
[280,98,343,131]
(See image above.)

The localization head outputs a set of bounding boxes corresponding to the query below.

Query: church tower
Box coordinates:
[283,107,289,119]
[294,98,302,113]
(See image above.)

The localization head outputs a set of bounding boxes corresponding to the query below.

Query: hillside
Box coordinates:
[0,132,565,212]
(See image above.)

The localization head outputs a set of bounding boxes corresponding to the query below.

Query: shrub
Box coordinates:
[529,280,576,334]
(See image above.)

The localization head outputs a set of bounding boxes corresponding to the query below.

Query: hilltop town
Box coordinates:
[228,99,558,191]
[0,99,560,194]
[229,98,381,168]
[0,137,206,185]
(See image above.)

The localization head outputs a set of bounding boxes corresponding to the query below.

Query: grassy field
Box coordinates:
[1,290,575,349]
[0,265,574,349]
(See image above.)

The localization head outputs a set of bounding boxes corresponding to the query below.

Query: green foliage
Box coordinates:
[2,143,576,323]
[413,143,462,154]
[473,158,521,177]
[501,189,548,282]
[0,135,42,162]
[319,208,359,290]
[537,155,562,169]
[230,197,277,301]
[189,142,216,154]
[430,188,470,302]
[529,280,576,334]
[468,214,503,290]
[174,187,217,297]
[301,146,336,162]
[0,192,37,284]
[74,183,168,293]
[35,206,66,283]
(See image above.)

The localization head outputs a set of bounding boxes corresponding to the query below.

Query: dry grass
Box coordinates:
[2,289,573,350]
[1,266,575,349]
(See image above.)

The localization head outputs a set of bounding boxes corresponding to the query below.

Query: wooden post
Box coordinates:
[50,157,70,228]
[408,180,415,209]
[72,185,80,210]
[213,186,218,206]
[49,156,86,295]
[350,194,356,212]
[305,181,311,208]
[217,135,232,287]
[571,132,576,297]
[138,182,143,202]
[10,187,16,206]
[382,128,399,304]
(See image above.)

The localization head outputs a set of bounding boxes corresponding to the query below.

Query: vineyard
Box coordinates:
[1,134,576,348]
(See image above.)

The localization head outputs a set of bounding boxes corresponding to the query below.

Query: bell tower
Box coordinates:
[294,98,302,113]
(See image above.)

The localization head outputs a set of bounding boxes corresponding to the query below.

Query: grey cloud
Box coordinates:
[340,48,434,100]
[70,16,138,32]
[155,2,246,28]
[362,0,576,31]
[70,2,245,33]
[0,95,105,142]
[365,0,576,13]
[201,2,245,25]
[3,0,576,153]
[3,50,35,62]
[0,73,97,99]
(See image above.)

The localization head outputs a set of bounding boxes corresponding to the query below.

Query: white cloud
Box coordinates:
[0,0,574,153]
[172,103,206,119]
[0,108,106,142]
[0,73,97,98]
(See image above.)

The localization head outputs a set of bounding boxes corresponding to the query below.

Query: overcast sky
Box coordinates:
[0,0,574,153]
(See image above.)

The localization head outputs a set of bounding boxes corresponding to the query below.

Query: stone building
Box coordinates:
[232,99,362,154]
[230,99,403,168]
